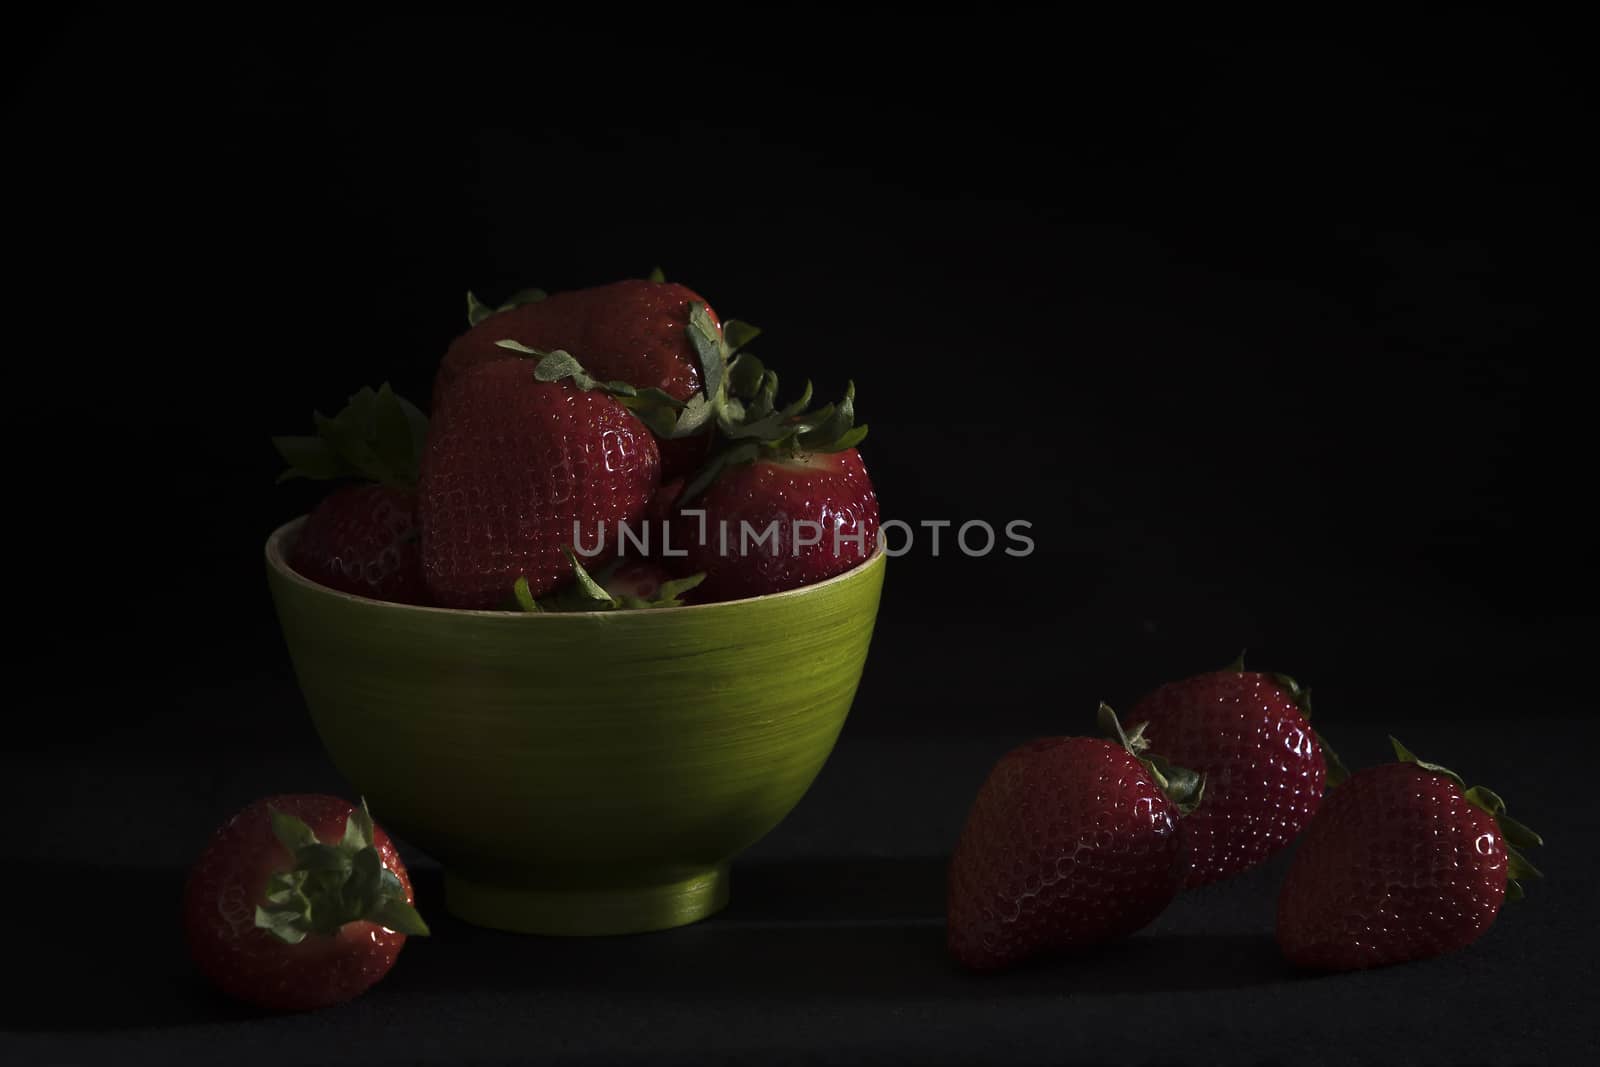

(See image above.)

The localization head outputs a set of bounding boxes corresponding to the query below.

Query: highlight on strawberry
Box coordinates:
[1275,737,1544,971]
[182,795,430,1013]
[273,272,881,611]
[1123,652,1349,888]
[945,704,1204,972]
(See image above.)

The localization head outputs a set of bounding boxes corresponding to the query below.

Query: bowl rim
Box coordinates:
[265,516,887,619]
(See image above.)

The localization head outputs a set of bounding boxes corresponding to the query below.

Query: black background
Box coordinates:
[10,16,1595,743]
[6,14,1598,1063]
[11,16,1594,747]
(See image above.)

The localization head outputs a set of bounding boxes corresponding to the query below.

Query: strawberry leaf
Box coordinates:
[1495,811,1545,850]
[647,266,666,283]
[654,572,706,602]
[777,380,815,420]
[669,393,715,438]
[1389,736,1467,789]
[727,352,766,400]
[525,550,620,612]
[268,808,320,852]
[562,547,615,606]
[687,302,726,408]
[342,799,376,852]
[506,344,702,441]
[723,319,761,355]
[370,896,432,936]
[512,575,542,613]
[273,383,429,488]
[272,436,349,482]
[467,287,547,327]
[1315,729,1350,788]
[612,571,706,610]
[748,370,779,420]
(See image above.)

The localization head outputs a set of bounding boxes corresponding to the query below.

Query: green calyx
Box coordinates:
[674,336,867,505]
[1389,736,1545,900]
[1098,702,1206,816]
[511,548,705,613]
[272,383,429,488]
[466,287,547,327]
[679,303,866,503]
[1223,650,1351,789]
[253,800,430,944]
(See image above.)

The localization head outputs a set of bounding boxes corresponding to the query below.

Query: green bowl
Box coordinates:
[265,518,884,936]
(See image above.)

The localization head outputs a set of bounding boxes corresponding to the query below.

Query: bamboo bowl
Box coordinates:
[265,517,884,936]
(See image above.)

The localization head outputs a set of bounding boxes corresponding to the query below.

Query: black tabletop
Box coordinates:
[8,696,1595,1066]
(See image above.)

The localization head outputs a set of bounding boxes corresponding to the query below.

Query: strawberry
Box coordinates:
[946,705,1204,972]
[417,358,661,608]
[673,447,879,602]
[288,484,426,605]
[1125,655,1347,887]
[438,278,751,479]
[664,336,878,602]
[273,383,431,605]
[438,279,713,404]
[183,795,429,1013]
[1275,738,1543,971]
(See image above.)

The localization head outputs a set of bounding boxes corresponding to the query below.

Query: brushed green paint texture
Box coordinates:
[264,518,885,935]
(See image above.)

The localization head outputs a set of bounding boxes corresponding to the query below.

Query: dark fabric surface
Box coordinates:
[6,716,1595,1065]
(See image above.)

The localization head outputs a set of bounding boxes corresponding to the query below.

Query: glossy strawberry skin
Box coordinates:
[182,795,416,1013]
[287,485,427,605]
[1276,762,1507,971]
[435,280,718,480]
[947,737,1184,972]
[1129,670,1325,887]
[418,360,660,608]
[672,449,879,603]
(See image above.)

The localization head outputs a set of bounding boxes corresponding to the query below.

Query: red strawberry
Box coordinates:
[417,359,661,608]
[183,795,429,1013]
[437,280,714,404]
[1126,657,1345,887]
[1275,738,1543,971]
[663,360,878,602]
[947,705,1204,972]
[288,484,426,604]
[274,384,430,606]
[437,280,729,479]
[674,448,879,602]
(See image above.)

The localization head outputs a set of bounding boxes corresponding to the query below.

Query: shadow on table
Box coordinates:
[390,857,1291,1001]
[8,857,1290,1032]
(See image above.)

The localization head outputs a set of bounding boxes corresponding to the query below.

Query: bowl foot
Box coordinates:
[443,865,731,936]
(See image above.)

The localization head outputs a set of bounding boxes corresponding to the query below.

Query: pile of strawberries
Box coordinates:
[274,276,880,610]
[947,658,1544,973]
